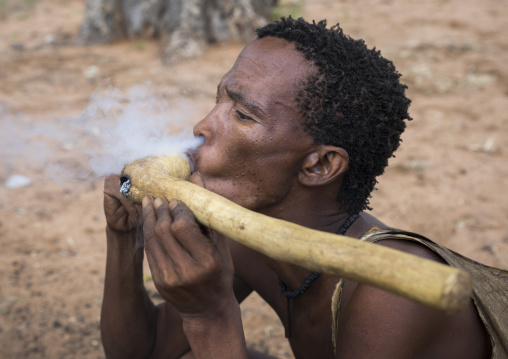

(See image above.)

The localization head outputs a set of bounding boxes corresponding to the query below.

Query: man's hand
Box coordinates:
[104,174,141,232]
[141,195,235,317]
[141,172,235,317]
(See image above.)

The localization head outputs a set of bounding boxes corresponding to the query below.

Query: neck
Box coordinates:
[255,184,351,284]
[263,209,354,290]
[259,188,349,233]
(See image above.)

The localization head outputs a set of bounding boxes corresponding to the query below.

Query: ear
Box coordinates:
[298,146,349,187]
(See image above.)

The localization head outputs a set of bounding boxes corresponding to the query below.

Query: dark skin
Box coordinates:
[101,37,491,359]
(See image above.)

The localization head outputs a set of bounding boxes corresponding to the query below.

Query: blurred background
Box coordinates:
[0,0,507,357]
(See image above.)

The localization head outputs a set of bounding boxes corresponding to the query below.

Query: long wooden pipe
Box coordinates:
[120,155,472,313]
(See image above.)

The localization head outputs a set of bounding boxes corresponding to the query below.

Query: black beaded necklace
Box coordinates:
[278,213,360,338]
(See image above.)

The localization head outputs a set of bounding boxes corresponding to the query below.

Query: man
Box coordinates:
[101,18,495,358]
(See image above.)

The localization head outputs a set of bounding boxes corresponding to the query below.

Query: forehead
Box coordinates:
[223,37,315,111]
[237,37,312,76]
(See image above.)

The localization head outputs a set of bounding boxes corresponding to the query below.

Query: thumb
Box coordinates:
[189,172,205,188]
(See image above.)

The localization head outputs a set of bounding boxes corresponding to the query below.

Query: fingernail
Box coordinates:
[169,199,178,210]
[142,196,152,207]
[154,197,163,209]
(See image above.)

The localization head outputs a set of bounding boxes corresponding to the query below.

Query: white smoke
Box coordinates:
[79,82,204,176]
[0,82,204,184]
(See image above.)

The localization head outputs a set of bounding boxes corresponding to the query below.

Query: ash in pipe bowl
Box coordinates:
[119,176,131,195]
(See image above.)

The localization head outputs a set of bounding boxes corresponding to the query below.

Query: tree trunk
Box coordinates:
[78,0,276,63]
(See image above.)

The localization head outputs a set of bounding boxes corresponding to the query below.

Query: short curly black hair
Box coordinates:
[257,17,412,214]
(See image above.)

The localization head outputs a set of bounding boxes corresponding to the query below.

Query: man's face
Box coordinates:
[191,37,316,212]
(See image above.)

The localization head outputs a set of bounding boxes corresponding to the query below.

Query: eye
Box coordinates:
[235,110,254,123]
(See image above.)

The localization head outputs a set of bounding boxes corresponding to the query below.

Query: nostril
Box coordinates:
[197,134,206,145]
[119,176,131,195]
[193,115,212,142]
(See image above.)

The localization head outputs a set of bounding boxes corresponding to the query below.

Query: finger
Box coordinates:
[103,174,120,193]
[189,172,205,188]
[104,175,139,218]
[168,199,215,246]
[142,196,175,282]
[144,243,176,292]
[135,203,143,218]
[142,196,161,252]
[121,199,140,225]
[104,174,126,199]
[142,196,155,226]
[168,200,217,261]
[153,198,190,259]
[207,231,234,274]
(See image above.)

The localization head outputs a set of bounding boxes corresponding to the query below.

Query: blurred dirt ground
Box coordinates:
[0,0,507,358]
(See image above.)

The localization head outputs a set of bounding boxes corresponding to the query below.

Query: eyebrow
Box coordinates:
[219,83,265,117]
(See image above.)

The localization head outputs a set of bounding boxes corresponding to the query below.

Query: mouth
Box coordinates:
[186,147,199,175]
[186,135,205,175]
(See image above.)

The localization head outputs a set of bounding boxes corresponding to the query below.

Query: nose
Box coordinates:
[193,109,215,144]
[193,119,207,144]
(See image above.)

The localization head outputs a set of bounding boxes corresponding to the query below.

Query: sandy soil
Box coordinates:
[0,0,507,358]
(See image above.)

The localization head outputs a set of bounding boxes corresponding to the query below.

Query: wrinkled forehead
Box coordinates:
[226,37,316,100]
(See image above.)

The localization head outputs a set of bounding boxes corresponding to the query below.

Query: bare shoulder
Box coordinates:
[336,236,491,359]
[346,212,386,239]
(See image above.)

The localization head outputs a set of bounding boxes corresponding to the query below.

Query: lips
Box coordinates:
[186,149,198,175]
[187,135,206,174]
